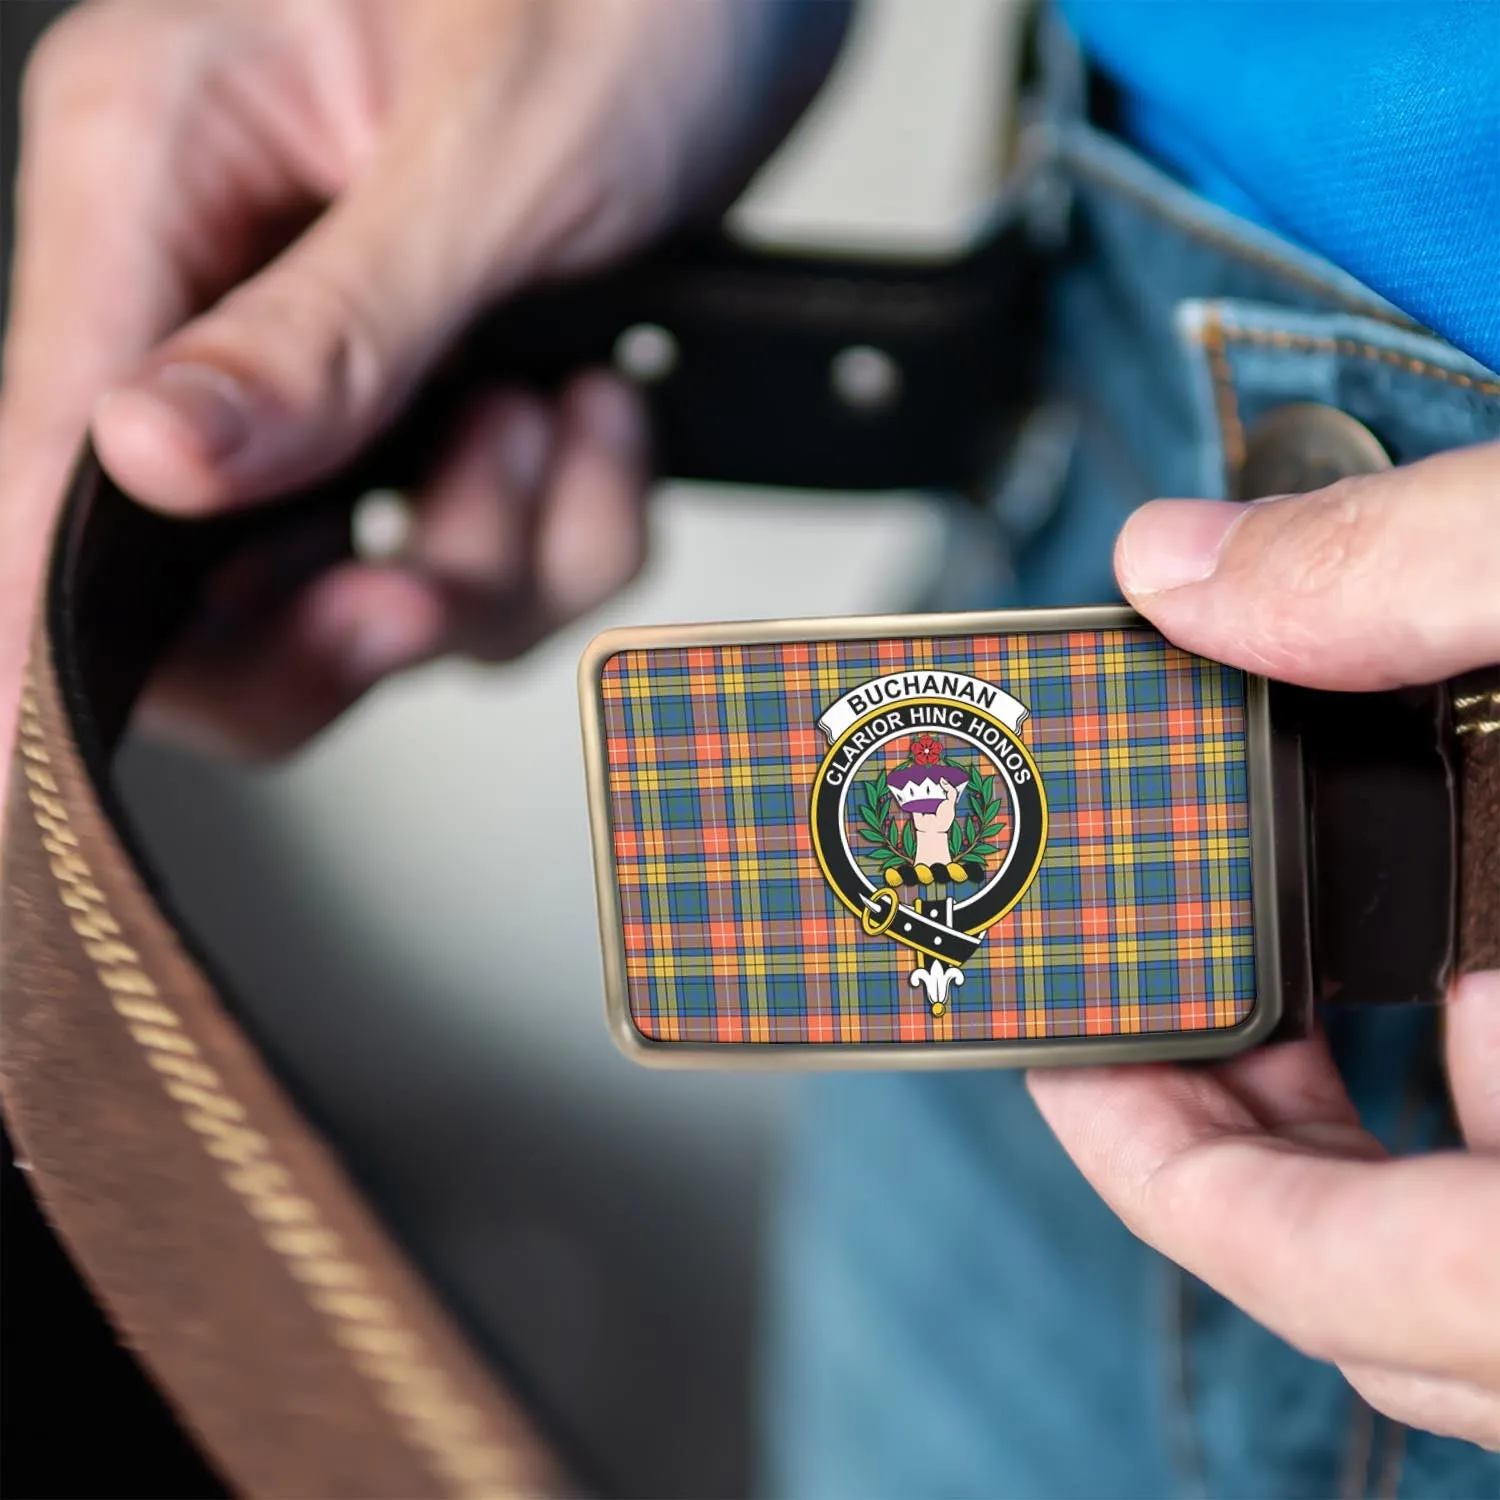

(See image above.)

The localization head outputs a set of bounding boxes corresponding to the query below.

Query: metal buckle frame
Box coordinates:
[580,604,1296,1069]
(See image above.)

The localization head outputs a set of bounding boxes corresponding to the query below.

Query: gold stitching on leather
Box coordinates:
[15,682,532,1500]
[1455,688,1500,738]
[1216,326,1500,396]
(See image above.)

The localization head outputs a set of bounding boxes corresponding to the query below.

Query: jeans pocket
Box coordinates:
[1177,300,1500,499]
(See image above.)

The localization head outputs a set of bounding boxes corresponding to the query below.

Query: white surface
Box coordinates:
[735,0,1019,254]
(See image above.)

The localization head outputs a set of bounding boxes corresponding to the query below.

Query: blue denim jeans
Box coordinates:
[761,116,1500,1500]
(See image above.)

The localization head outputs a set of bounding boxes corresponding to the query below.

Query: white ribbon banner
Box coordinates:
[817,669,1029,743]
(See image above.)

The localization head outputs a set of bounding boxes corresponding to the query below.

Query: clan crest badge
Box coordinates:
[810,668,1048,1015]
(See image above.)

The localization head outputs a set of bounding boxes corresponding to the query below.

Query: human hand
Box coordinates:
[0,0,844,764]
[911,781,961,837]
[1030,442,1500,1448]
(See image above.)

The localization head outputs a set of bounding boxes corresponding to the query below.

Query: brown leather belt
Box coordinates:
[2,230,1497,1497]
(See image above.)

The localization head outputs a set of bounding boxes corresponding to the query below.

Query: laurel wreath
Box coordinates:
[853,764,1009,877]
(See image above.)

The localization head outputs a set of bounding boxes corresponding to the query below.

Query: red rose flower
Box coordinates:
[911,734,943,766]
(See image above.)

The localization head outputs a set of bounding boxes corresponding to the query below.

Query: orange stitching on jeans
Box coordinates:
[16,674,531,1500]
[1066,145,1418,326]
[1194,309,1245,475]
[1217,327,1500,396]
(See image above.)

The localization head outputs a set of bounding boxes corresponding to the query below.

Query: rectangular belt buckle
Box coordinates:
[578,605,1449,1069]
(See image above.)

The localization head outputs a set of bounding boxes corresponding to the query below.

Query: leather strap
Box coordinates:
[1454,666,1500,973]
[5,654,569,1498]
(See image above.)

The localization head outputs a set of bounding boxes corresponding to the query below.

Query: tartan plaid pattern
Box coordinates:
[599,628,1255,1046]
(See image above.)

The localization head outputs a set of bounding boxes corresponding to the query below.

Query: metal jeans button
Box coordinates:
[1234,402,1391,500]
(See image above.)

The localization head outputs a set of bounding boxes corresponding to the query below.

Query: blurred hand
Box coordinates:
[1031,442,1500,1448]
[0,0,843,760]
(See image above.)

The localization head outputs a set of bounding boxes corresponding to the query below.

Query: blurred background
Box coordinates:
[3,3,1021,1493]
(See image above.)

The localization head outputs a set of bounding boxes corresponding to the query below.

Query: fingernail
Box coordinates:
[497,405,550,497]
[1117,499,1244,596]
[127,362,254,464]
[576,376,645,457]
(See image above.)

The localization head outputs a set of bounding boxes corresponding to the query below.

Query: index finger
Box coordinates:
[3,9,197,476]
[1,10,203,792]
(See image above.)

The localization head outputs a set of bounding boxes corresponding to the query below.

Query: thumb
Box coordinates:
[1114,442,1500,691]
[91,126,534,513]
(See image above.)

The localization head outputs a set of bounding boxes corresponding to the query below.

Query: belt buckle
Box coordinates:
[580,604,1316,1068]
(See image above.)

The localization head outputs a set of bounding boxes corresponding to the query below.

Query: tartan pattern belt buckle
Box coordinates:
[579,605,1294,1068]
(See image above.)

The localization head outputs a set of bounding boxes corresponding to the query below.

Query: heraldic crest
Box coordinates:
[810,667,1049,1015]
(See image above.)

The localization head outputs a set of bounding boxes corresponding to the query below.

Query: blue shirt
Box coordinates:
[1061,1,1500,372]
